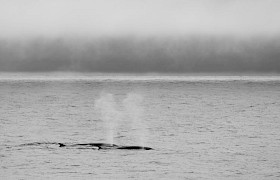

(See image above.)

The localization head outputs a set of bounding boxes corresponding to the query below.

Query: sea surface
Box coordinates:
[1,73,280,179]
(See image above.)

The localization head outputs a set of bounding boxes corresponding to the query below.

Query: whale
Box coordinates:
[58,143,153,150]
[58,143,118,149]
[19,142,153,150]
[117,146,153,150]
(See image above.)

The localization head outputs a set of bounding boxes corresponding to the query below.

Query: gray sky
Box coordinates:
[1,0,280,38]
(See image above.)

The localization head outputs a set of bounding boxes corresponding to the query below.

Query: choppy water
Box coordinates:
[1,74,280,179]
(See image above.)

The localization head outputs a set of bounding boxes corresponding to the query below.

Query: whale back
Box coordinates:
[117,146,153,150]
[57,143,152,150]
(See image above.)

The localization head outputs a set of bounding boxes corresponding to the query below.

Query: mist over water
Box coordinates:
[1,36,280,73]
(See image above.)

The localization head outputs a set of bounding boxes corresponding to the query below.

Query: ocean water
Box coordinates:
[1,74,280,179]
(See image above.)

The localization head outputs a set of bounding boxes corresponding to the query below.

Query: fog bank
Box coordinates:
[1,36,279,73]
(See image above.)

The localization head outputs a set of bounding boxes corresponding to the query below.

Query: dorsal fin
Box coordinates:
[58,143,66,147]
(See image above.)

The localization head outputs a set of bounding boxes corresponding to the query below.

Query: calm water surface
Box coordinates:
[1,74,280,179]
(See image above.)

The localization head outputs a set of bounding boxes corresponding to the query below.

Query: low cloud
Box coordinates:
[0,36,280,73]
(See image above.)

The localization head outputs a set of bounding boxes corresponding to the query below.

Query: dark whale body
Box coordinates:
[58,143,118,149]
[58,143,153,150]
[117,146,153,150]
